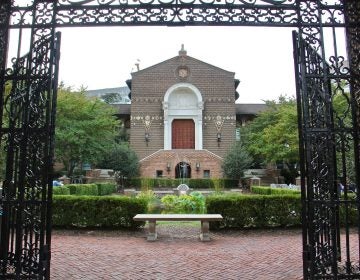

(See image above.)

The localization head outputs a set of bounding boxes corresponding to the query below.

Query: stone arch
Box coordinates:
[163,83,204,150]
[175,162,191,179]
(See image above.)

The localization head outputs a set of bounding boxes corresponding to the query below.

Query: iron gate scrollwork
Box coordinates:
[293,27,360,278]
[0,26,61,280]
[0,0,359,279]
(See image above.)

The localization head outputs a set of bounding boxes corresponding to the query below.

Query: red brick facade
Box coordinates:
[129,48,237,178]
[140,150,224,179]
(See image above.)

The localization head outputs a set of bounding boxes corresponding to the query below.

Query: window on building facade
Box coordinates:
[203,170,210,178]
[235,128,241,141]
[156,170,163,178]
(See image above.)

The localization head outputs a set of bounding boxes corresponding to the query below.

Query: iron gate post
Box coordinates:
[0,0,11,275]
[344,3,360,277]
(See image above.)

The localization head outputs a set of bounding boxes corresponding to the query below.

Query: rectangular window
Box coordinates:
[235,128,241,141]
[156,170,163,178]
[203,170,210,178]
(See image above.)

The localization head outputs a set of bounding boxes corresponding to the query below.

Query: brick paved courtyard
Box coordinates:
[51,224,304,279]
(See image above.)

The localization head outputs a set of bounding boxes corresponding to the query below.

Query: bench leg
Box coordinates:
[200,221,210,242]
[147,221,157,241]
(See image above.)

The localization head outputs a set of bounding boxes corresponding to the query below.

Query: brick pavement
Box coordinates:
[51,224,305,279]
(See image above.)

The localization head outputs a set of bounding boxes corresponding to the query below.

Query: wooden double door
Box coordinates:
[172,119,195,149]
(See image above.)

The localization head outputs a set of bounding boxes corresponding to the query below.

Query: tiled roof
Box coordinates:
[86,86,129,97]
[235,103,268,115]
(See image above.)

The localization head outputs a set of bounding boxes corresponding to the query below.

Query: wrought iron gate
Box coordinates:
[0,0,359,279]
[0,25,61,279]
[293,29,360,278]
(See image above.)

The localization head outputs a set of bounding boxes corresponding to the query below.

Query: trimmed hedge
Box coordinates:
[206,194,302,229]
[206,194,359,229]
[96,183,117,196]
[52,195,147,229]
[251,186,301,195]
[54,183,116,196]
[53,186,70,195]
[67,184,99,196]
[126,178,238,190]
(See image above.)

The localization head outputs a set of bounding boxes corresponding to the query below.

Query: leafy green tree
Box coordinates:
[101,92,124,104]
[0,82,12,180]
[55,85,120,176]
[97,143,139,178]
[222,141,253,179]
[242,96,299,183]
[332,82,356,184]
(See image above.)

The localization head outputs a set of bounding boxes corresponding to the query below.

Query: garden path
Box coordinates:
[51,224,305,279]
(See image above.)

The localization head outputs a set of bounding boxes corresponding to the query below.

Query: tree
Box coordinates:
[242,96,299,183]
[222,141,253,179]
[97,143,139,178]
[55,85,120,176]
[0,82,12,180]
[101,92,124,104]
[332,82,356,184]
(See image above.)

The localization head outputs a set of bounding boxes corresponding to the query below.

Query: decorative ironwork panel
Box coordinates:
[294,31,336,278]
[0,2,60,278]
[294,24,360,278]
[0,0,11,133]
[344,0,360,210]
[6,0,346,28]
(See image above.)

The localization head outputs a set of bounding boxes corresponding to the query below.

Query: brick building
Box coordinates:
[106,47,267,179]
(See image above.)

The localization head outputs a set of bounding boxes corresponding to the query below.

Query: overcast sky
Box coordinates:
[55,26,297,104]
[7,26,346,104]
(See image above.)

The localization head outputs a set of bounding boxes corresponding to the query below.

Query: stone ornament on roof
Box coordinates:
[179,44,187,56]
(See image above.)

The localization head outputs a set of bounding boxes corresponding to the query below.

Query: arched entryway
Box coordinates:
[175,162,191,179]
[163,83,203,150]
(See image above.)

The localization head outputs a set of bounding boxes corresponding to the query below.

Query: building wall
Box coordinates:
[140,150,224,179]
[130,54,236,157]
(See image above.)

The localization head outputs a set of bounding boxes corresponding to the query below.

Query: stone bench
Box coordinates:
[133,214,223,242]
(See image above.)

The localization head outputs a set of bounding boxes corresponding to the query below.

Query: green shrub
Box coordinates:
[53,186,70,195]
[188,179,214,189]
[67,184,98,196]
[161,191,205,213]
[52,195,147,229]
[126,178,238,190]
[339,193,358,226]
[96,183,117,196]
[251,186,300,195]
[250,186,271,195]
[206,193,358,229]
[136,190,157,203]
[140,178,155,191]
[206,194,301,229]
[136,190,160,213]
[161,195,179,209]
[222,179,239,189]
[212,179,225,192]
[126,178,141,188]
[187,191,206,210]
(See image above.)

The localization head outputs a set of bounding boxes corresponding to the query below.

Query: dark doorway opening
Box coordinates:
[175,162,191,179]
